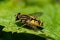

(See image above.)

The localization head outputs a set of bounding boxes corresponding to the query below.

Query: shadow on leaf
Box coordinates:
[0,25,54,40]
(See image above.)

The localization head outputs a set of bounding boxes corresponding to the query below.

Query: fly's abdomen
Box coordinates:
[39,22,43,27]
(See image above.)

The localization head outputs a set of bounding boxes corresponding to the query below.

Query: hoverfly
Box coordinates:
[15,12,43,31]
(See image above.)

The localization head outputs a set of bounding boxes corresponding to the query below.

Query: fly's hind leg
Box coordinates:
[29,25,38,32]
[33,26,38,32]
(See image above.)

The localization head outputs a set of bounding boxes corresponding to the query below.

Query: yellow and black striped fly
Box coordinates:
[15,12,43,31]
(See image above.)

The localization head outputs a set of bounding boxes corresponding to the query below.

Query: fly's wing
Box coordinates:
[28,12,43,19]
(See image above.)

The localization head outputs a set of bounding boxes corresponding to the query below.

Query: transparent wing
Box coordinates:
[28,12,43,19]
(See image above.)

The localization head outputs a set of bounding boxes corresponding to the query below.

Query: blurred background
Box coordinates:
[0,0,60,40]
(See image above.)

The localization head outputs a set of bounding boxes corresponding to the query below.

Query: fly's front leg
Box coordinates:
[18,24,26,30]
[21,24,26,27]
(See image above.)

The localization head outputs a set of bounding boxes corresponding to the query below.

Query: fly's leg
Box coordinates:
[15,19,21,22]
[21,24,26,27]
[33,26,38,32]
[18,24,26,30]
[29,25,38,32]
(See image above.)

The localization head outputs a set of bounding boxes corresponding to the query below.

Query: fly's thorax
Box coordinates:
[21,20,25,23]
[26,19,30,23]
